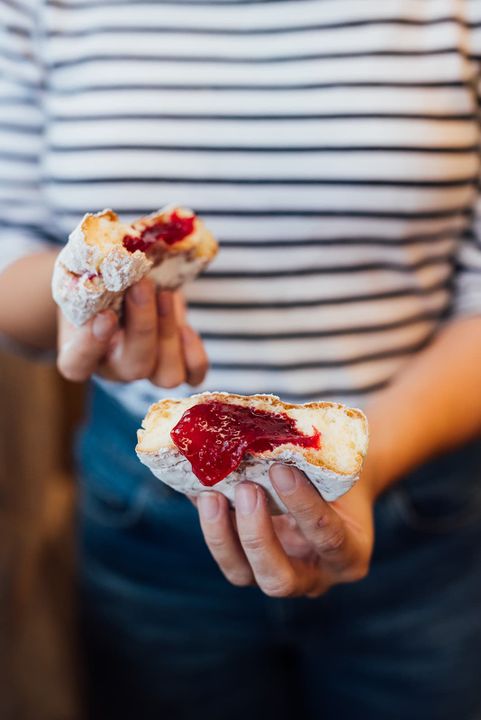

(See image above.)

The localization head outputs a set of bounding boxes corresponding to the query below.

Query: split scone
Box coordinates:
[136,392,369,513]
[52,206,218,326]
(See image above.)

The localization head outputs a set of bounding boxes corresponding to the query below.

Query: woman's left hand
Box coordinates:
[197,465,375,598]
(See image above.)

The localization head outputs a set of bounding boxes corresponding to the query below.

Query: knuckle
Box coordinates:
[240,533,266,554]
[315,509,333,529]
[262,571,297,598]
[132,323,156,340]
[291,500,330,530]
[318,527,346,555]
[224,568,253,587]
[205,533,227,554]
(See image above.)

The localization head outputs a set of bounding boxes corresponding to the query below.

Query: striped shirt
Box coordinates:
[2,0,481,417]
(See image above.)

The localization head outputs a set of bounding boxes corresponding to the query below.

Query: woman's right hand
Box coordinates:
[57,277,208,388]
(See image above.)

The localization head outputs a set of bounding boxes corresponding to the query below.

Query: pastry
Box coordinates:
[136,392,369,513]
[52,206,217,326]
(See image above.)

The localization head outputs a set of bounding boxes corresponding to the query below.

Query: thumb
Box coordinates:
[57,310,118,382]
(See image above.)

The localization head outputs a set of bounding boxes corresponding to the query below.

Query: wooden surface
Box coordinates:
[0,349,84,720]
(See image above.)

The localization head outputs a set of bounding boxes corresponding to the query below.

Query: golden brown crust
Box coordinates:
[81,209,121,245]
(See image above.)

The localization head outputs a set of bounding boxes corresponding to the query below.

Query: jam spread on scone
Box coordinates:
[123,211,195,254]
[170,401,321,486]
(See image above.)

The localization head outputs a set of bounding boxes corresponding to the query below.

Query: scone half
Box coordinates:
[136,392,369,513]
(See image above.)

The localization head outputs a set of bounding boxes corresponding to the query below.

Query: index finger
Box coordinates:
[108,278,158,380]
[149,291,186,388]
[235,483,314,597]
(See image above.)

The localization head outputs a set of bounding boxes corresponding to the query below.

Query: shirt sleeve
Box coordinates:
[0,0,54,276]
[451,5,481,318]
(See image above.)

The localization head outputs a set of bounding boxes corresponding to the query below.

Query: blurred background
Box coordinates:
[0,349,83,720]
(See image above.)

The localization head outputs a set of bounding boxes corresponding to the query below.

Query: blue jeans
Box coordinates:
[77,386,481,720]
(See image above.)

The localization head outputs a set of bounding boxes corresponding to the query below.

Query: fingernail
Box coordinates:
[199,492,220,522]
[236,484,258,516]
[130,280,149,305]
[92,313,115,341]
[271,465,297,495]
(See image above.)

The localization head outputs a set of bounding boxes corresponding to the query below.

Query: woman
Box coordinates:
[1,1,481,718]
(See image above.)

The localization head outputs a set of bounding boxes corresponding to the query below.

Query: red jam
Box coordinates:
[170,401,321,487]
[123,211,195,253]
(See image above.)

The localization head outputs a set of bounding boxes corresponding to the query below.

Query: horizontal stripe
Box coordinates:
[202,255,452,279]
[49,57,462,87]
[213,229,464,248]
[0,122,42,134]
[54,207,471,221]
[203,355,408,396]
[205,319,436,361]
[0,179,38,188]
[44,15,481,37]
[47,86,472,117]
[210,240,457,274]
[50,80,469,95]
[0,150,37,163]
[48,112,478,122]
[44,175,478,189]
[200,309,450,340]
[47,143,478,154]
[190,264,452,304]
[209,337,432,371]
[48,47,467,70]
[0,96,37,107]
[189,278,453,310]
[4,23,29,37]
[0,222,61,244]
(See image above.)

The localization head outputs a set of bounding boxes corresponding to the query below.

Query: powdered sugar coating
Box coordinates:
[52,206,218,325]
[137,446,359,514]
[59,213,105,275]
[52,261,123,326]
[99,245,152,292]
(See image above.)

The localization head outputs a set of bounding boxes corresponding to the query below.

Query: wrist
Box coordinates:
[0,249,59,350]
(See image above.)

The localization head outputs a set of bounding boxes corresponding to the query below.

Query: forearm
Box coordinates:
[0,250,58,351]
[364,315,481,498]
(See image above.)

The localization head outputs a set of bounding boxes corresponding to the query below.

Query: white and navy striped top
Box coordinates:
[2,0,481,416]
